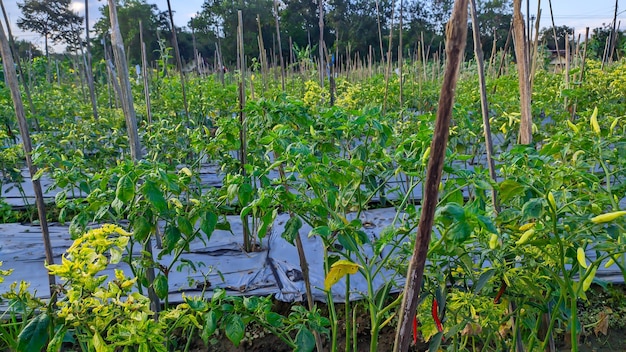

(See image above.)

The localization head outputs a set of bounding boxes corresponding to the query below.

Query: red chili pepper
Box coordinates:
[494,281,507,304]
[432,298,444,333]
[412,315,418,345]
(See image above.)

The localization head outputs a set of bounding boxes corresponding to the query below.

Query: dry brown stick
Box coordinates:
[0,12,57,295]
[392,1,468,351]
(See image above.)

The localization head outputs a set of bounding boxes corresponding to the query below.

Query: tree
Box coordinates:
[539,25,574,51]
[14,39,43,59]
[93,0,169,65]
[195,0,275,65]
[466,0,512,58]
[588,24,625,60]
[16,0,83,58]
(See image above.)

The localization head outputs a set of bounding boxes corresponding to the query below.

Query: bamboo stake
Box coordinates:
[382,0,396,114]
[0,0,37,129]
[375,0,385,64]
[393,1,468,350]
[318,0,325,88]
[564,31,570,110]
[84,0,98,120]
[530,4,542,87]
[579,28,590,83]
[272,0,285,91]
[469,0,499,213]
[399,0,404,108]
[107,0,160,315]
[237,11,251,253]
[0,15,56,297]
[139,21,153,124]
[256,15,268,92]
[548,0,561,72]
[495,21,513,81]
[608,0,619,63]
[513,0,532,145]
[166,0,190,122]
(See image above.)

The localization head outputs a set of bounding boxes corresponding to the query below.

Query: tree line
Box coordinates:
[12,0,626,69]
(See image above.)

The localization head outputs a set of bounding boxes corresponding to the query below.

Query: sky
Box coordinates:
[1,0,624,53]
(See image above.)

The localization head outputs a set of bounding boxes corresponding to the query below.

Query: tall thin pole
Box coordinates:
[469,0,499,213]
[608,0,619,62]
[166,0,190,122]
[272,0,285,91]
[0,13,56,295]
[513,0,532,144]
[84,0,98,120]
[108,0,160,315]
[393,1,468,350]
[237,11,250,252]
[0,0,37,124]
[548,0,560,70]
[140,21,153,125]
[318,0,325,87]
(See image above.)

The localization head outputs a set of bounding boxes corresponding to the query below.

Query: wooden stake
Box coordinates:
[140,21,153,124]
[513,0,532,144]
[107,0,160,315]
[0,12,56,296]
[237,11,251,253]
[469,0,499,213]
[392,1,468,350]
[84,0,98,120]
[272,0,285,91]
[165,0,190,122]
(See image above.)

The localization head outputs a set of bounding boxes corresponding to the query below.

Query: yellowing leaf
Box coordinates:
[179,167,192,177]
[92,331,109,352]
[324,260,361,291]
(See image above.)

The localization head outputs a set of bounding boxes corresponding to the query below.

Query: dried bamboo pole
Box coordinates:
[84,0,98,120]
[513,0,532,144]
[237,11,251,252]
[548,0,560,72]
[272,0,285,91]
[107,0,160,315]
[318,0,325,87]
[139,21,153,125]
[393,1,468,350]
[0,14,56,296]
[0,0,37,127]
[469,0,499,213]
[166,0,190,122]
